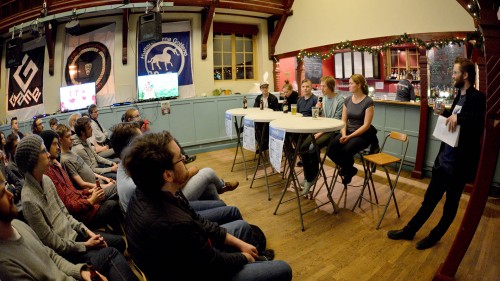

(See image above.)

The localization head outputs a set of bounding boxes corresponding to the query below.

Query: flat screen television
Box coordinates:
[137,72,179,101]
[59,82,96,112]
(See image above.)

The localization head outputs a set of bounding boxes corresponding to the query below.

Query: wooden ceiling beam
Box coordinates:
[44,21,56,76]
[122,8,129,65]
[267,0,294,59]
[201,0,218,60]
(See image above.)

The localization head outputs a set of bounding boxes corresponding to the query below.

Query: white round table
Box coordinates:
[225,107,273,180]
[270,117,344,231]
[242,111,303,200]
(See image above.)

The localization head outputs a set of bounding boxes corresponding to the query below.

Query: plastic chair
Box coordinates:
[352,131,409,229]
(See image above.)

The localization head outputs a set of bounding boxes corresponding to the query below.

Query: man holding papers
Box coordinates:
[387,57,486,250]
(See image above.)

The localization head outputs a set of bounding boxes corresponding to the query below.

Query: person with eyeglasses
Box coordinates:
[31,117,44,135]
[123,107,197,163]
[111,123,243,228]
[122,131,292,281]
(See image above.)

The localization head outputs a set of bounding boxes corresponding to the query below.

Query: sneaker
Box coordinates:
[185,155,196,163]
[219,181,239,194]
[342,167,358,184]
[416,236,439,250]
[300,180,315,196]
[387,228,415,241]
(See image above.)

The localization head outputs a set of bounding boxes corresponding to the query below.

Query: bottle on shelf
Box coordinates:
[259,98,264,110]
[282,97,288,113]
[86,260,102,281]
[243,96,248,109]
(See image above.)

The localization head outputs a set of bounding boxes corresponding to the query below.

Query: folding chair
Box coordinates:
[352,131,409,229]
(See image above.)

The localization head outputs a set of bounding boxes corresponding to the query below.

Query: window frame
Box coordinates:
[213,23,258,81]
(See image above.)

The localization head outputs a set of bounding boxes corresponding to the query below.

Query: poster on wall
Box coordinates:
[6,37,46,122]
[138,21,195,99]
[303,56,322,84]
[62,23,116,107]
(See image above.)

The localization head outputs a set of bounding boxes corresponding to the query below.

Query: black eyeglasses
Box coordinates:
[172,155,186,166]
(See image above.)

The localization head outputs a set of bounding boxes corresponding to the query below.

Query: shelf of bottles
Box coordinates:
[428,85,458,105]
[386,48,420,82]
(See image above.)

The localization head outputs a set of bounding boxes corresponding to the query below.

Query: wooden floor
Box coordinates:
[193,147,500,281]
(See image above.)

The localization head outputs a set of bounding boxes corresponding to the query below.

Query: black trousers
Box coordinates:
[326,132,371,172]
[406,165,466,240]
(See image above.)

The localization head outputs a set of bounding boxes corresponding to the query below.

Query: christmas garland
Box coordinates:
[296,31,484,62]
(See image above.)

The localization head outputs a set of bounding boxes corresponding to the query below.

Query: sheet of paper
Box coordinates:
[243,118,256,152]
[269,127,285,172]
[432,115,460,147]
[225,113,233,139]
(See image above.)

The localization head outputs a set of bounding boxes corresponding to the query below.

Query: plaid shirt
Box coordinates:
[45,162,99,224]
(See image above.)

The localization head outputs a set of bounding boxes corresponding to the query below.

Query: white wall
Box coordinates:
[275,0,475,55]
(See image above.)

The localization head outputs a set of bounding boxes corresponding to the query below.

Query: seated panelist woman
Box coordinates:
[326,74,375,185]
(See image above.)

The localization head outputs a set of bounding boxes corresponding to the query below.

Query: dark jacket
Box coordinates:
[436,86,485,182]
[396,79,415,101]
[125,189,247,281]
[282,91,299,106]
[254,94,279,111]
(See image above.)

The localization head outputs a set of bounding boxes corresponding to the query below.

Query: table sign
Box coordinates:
[225,112,232,139]
[269,126,285,172]
[243,118,256,152]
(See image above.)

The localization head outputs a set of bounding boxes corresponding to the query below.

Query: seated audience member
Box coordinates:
[40,130,122,232]
[8,117,24,141]
[49,117,59,131]
[57,124,117,197]
[280,80,299,106]
[68,113,81,136]
[31,116,44,135]
[112,123,241,225]
[327,74,376,184]
[73,117,118,179]
[123,108,197,163]
[300,76,344,195]
[297,79,318,117]
[15,135,137,280]
[88,104,111,147]
[0,131,7,157]
[4,134,24,214]
[122,131,292,281]
[70,112,114,158]
[0,173,108,281]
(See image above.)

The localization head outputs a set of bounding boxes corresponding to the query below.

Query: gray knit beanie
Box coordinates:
[15,135,43,175]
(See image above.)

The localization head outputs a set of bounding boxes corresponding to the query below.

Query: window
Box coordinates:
[213,23,258,81]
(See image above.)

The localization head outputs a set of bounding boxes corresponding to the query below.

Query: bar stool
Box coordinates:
[315,149,378,208]
[352,131,409,229]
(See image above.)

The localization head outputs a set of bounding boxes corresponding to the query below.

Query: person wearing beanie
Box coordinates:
[39,130,122,232]
[16,135,137,281]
